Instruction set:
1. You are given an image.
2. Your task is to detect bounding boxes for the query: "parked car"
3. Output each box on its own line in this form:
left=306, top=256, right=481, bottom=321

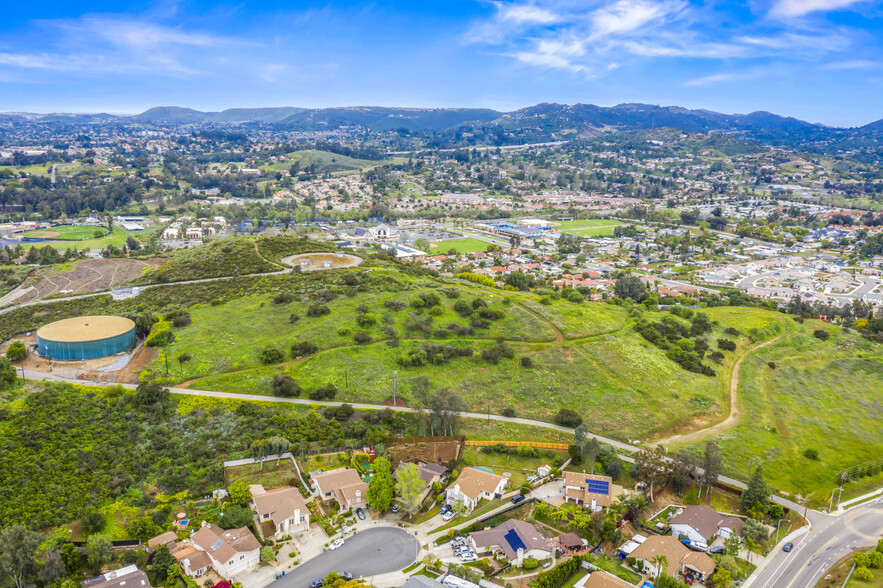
left=511, top=494, right=526, bottom=504
left=310, top=580, right=324, bottom=588
left=339, top=572, right=353, bottom=581
left=439, top=504, right=452, bottom=515
left=356, top=508, right=366, bottom=520
left=459, top=553, right=477, bottom=562
left=709, top=546, right=725, bottom=555
left=329, top=539, right=344, bottom=550
left=442, top=510, right=455, bottom=521
left=390, top=504, right=399, bottom=513
left=783, top=542, right=794, bottom=552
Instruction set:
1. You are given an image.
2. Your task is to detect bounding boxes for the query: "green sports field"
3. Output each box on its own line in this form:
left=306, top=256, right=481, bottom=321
left=427, top=238, right=492, bottom=254
left=21, top=225, right=108, bottom=240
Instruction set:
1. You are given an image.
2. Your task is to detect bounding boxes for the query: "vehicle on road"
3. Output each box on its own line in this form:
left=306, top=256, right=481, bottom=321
left=339, top=572, right=353, bottom=581
left=511, top=494, right=526, bottom=504
left=356, top=508, right=366, bottom=520
left=783, top=542, right=793, bottom=552
left=329, top=539, right=344, bottom=550
left=310, top=580, right=324, bottom=588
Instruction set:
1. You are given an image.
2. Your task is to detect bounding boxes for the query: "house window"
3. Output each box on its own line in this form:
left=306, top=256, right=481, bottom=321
left=240, top=555, right=245, bottom=560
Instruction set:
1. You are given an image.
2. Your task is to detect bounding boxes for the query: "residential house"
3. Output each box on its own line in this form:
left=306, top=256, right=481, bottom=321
left=249, top=484, right=310, bottom=539
left=669, top=505, right=745, bottom=544
left=147, top=531, right=178, bottom=550
left=445, top=467, right=508, bottom=513
left=630, top=535, right=716, bottom=584
left=393, top=461, right=447, bottom=504
left=186, top=524, right=261, bottom=579
left=172, top=544, right=212, bottom=578
left=563, top=472, right=622, bottom=512
left=161, top=228, right=179, bottom=240
left=469, top=519, right=551, bottom=565
left=185, top=227, right=203, bottom=240
left=311, top=468, right=369, bottom=511
left=81, top=565, right=151, bottom=588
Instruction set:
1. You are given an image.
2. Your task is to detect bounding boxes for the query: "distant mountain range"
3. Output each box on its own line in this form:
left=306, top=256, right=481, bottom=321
left=2, top=103, right=881, bottom=144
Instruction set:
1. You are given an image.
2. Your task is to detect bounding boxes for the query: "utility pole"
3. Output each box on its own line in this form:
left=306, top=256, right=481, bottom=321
left=392, top=370, right=398, bottom=406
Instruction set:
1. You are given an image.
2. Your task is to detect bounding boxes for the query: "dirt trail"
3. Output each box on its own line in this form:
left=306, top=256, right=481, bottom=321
left=515, top=303, right=564, bottom=343
left=652, top=334, right=785, bottom=447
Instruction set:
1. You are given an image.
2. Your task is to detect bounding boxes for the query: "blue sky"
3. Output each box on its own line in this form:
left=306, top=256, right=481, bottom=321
left=0, top=0, right=881, bottom=126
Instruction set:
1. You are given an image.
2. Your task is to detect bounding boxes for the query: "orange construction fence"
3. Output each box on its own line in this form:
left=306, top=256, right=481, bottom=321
left=465, top=440, right=569, bottom=449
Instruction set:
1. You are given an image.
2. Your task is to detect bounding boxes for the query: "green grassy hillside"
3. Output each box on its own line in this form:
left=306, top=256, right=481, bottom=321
left=262, top=149, right=378, bottom=173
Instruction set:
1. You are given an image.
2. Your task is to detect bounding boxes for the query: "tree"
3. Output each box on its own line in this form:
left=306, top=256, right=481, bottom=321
left=59, top=543, right=80, bottom=575
left=743, top=518, right=769, bottom=545
left=710, top=568, right=732, bottom=587
left=583, top=439, right=601, bottom=473
left=701, top=440, right=722, bottom=496
left=218, top=506, right=253, bottom=529
left=651, top=555, right=669, bottom=586
left=614, top=276, right=648, bottom=302
left=0, top=524, right=43, bottom=588
left=574, top=424, right=588, bottom=454
left=740, top=466, right=770, bottom=513
left=723, top=533, right=741, bottom=557
left=635, top=446, right=671, bottom=502
left=0, top=358, right=17, bottom=390
left=367, top=457, right=394, bottom=512
left=272, top=374, right=302, bottom=397
left=395, top=462, right=424, bottom=517
left=553, top=408, right=582, bottom=427
left=134, top=379, right=168, bottom=406
left=429, top=389, right=466, bottom=436
left=40, top=549, right=67, bottom=587
left=81, top=507, right=106, bottom=535
left=228, top=480, right=251, bottom=506
left=5, top=341, right=26, bottom=362
left=151, top=546, right=177, bottom=580
left=259, top=546, right=274, bottom=564
left=126, top=516, right=161, bottom=542
left=85, top=535, right=111, bottom=573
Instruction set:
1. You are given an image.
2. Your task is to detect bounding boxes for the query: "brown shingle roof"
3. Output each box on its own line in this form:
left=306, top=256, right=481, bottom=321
left=448, top=467, right=506, bottom=501
left=147, top=531, right=178, bottom=549
left=470, top=520, right=549, bottom=560
left=681, top=551, right=717, bottom=576
left=582, top=572, right=636, bottom=588
left=191, top=525, right=260, bottom=565
left=670, top=505, right=744, bottom=541
left=250, top=486, right=308, bottom=527
left=630, top=536, right=692, bottom=577
left=312, top=468, right=363, bottom=495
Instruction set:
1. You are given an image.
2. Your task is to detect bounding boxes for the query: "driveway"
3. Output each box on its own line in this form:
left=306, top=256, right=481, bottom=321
left=268, top=527, right=420, bottom=588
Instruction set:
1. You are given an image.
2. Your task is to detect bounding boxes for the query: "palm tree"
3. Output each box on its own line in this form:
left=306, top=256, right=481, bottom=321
left=650, top=555, right=668, bottom=588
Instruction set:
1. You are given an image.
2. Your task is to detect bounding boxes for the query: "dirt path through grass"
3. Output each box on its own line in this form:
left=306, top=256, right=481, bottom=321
left=651, top=334, right=784, bottom=447
left=515, top=302, right=564, bottom=343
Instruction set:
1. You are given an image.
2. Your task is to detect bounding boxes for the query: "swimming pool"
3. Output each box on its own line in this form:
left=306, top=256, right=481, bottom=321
left=475, top=466, right=495, bottom=474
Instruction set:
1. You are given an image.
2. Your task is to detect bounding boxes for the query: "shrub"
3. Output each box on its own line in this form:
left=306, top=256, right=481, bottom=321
left=309, top=383, right=338, bottom=400
left=259, top=346, right=285, bottom=364
left=813, top=329, right=829, bottom=340
left=332, top=404, right=354, bottom=421
left=520, top=356, right=533, bottom=368
left=272, top=374, right=302, bottom=397
left=357, top=313, right=378, bottom=327
left=273, top=292, right=294, bottom=304
left=854, top=567, right=873, bottom=582
left=522, top=557, right=539, bottom=569
left=803, top=448, right=820, bottom=460
left=454, top=272, right=496, bottom=288
left=307, top=303, right=330, bottom=317
left=481, top=341, right=515, bottom=364
left=289, top=313, right=300, bottom=324
left=5, top=340, right=26, bottom=361
left=354, top=332, right=372, bottom=344
left=291, top=341, right=318, bottom=358
left=453, top=300, right=473, bottom=316
left=717, top=338, right=736, bottom=351
left=553, top=408, right=582, bottom=427
left=768, top=361, right=777, bottom=369
left=683, top=487, right=700, bottom=505
left=385, top=300, right=407, bottom=311
left=501, top=407, right=516, bottom=417
left=539, top=296, right=552, bottom=305
left=171, top=313, right=192, bottom=327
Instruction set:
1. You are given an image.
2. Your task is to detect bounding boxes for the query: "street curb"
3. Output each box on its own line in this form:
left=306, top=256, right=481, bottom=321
left=742, top=526, right=810, bottom=588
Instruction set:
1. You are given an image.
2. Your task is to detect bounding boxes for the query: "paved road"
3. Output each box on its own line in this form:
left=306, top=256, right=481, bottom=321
left=737, top=271, right=879, bottom=306
left=751, top=498, right=883, bottom=588
left=269, top=528, right=419, bottom=588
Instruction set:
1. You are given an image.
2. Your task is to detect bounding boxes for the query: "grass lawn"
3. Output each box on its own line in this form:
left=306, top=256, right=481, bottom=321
left=561, top=226, right=617, bottom=237
left=459, top=419, right=573, bottom=444
left=584, top=553, right=643, bottom=584
left=409, top=504, right=441, bottom=525
left=427, top=238, right=492, bottom=255
left=297, top=452, right=349, bottom=476
left=428, top=498, right=507, bottom=535
left=22, top=225, right=107, bottom=240
left=561, top=571, right=588, bottom=588
left=225, top=460, right=300, bottom=488
left=685, top=317, right=883, bottom=500
left=460, top=446, right=567, bottom=487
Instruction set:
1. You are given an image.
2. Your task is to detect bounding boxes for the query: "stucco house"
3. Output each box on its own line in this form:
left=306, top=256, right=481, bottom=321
left=249, top=484, right=310, bottom=539
left=311, top=468, right=369, bottom=511
left=563, top=472, right=622, bottom=512
left=445, top=467, right=508, bottom=513
left=669, top=505, right=745, bottom=544
left=469, top=519, right=551, bottom=566
left=630, top=535, right=716, bottom=584
left=185, top=524, right=261, bottom=579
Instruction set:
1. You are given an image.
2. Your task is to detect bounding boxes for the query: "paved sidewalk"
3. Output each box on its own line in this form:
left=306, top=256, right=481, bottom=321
left=837, top=487, right=883, bottom=512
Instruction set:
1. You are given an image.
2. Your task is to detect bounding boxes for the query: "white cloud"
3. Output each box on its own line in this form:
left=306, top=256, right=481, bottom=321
left=769, top=0, right=868, bottom=18
left=497, top=3, right=561, bottom=24
left=591, top=0, right=685, bottom=39
left=824, top=59, right=882, bottom=69
left=685, top=72, right=741, bottom=86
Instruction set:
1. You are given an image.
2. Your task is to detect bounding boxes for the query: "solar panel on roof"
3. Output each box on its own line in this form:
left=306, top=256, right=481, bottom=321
left=210, top=539, right=223, bottom=551
left=504, top=529, right=526, bottom=553
left=586, top=479, right=610, bottom=495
